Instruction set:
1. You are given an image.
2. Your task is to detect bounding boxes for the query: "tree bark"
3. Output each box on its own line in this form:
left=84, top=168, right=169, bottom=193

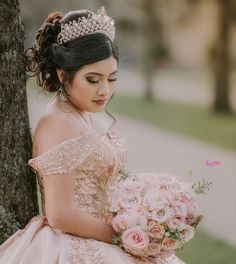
left=143, top=0, right=165, bottom=102
left=143, top=0, right=156, bottom=101
left=213, top=0, right=231, bottom=113
left=0, top=0, right=39, bottom=244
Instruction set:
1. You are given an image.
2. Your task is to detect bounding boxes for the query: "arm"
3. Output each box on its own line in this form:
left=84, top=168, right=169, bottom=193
left=44, top=170, right=117, bottom=244
left=34, top=114, right=117, bottom=244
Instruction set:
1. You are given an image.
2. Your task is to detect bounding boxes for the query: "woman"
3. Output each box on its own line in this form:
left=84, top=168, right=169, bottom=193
left=0, top=6, right=185, bottom=264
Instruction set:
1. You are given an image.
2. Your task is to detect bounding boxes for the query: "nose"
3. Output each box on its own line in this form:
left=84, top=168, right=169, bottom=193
left=97, top=86, right=109, bottom=95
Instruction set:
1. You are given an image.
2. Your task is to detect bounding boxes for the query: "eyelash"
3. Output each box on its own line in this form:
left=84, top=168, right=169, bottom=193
left=87, top=79, right=117, bottom=84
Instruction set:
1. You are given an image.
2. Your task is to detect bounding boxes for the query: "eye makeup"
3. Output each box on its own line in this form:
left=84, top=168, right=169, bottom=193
left=86, top=78, right=117, bottom=84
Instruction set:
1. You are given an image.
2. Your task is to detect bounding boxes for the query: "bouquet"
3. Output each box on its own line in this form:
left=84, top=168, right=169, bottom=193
left=107, top=170, right=212, bottom=259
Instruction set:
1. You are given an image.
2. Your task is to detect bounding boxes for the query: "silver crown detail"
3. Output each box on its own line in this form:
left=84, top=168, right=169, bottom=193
left=57, top=6, right=115, bottom=44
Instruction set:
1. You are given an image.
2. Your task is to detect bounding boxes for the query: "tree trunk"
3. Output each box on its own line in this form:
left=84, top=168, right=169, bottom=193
left=0, top=0, right=39, bottom=244
left=213, top=0, right=231, bottom=113
left=143, top=0, right=155, bottom=101
left=143, top=0, right=165, bottom=102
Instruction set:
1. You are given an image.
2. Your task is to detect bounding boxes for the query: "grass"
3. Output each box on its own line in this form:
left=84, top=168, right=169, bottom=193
left=108, top=95, right=236, bottom=151
left=177, top=231, right=236, bottom=264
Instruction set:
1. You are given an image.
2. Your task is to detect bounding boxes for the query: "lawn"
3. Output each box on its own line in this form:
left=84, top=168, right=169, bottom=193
left=108, top=95, right=236, bottom=151
left=177, top=231, right=236, bottom=264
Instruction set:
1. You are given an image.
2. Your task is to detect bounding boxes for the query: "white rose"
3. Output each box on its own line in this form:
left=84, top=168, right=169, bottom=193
left=181, top=225, right=195, bottom=242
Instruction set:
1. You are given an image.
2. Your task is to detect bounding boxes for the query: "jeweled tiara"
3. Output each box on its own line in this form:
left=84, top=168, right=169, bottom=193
left=57, top=6, right=115, bottom=44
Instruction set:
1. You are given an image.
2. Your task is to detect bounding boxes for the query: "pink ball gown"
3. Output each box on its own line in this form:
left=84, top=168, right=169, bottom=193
left=0, top=130, right=185, bottom=264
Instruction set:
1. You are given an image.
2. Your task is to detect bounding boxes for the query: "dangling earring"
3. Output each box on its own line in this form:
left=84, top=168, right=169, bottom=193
left=58, top=85, right=67, bottom=102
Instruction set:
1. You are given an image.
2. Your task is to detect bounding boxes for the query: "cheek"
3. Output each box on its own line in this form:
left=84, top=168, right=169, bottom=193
left=72, top=79, right=94, bottom=97
left=81, top=85, right=96, bottom=97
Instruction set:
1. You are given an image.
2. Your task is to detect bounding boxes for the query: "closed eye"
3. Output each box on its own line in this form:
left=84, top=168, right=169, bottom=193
left=87, top=78, right=117, bottom=84
left=87, top=80, right=99, bottom=84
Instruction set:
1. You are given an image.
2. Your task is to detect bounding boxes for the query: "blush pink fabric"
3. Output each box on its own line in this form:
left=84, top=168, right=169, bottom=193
left=0, top=131, right=185, bottom=264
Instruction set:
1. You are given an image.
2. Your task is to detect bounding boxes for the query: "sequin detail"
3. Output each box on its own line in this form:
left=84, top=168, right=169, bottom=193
left=67, top=236, right=111, bottom=264
left=27, top=130, right=185, bottom=264
left=28, top=131, right=99, bottom=176
left=127, top=254, right=185, bottom=264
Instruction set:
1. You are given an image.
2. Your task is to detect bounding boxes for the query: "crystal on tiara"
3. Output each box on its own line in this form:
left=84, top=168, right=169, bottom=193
left=57, top=6, right=115, bottom=44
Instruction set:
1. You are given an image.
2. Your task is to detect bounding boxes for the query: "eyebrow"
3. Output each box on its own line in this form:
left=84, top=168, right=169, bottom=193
left=85, top=70, right=118, bottom=76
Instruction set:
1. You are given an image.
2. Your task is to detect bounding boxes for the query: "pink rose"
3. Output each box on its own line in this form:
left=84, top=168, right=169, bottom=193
left=158, top=174, right=178, bottom=185
left=173, top=201, right=187, bottom=216
left=123, top=179, right=144, bottom=193
left=122, top=226, right=149, bottom=255
left=111, top=215, right=130, bottom=232
left=179, top=194, right=191, bottom=205
left=167, top=216, right=186, bottom=231
left=158, top=249, right=175, bottom=258
left=151, top=207, right=174, bottom=222
left=148, top=221, right=165, bottom=239
left=118, top=192, right=142, bottom=210
left=135, top=172, right=158, bottom=183
left=187, top=203, right=199, bottom=217
left=143, top=192, right=167, bottom=210
left=162, top=237, right=180, bottom=251
left=145, top=242, right=162, bottom=257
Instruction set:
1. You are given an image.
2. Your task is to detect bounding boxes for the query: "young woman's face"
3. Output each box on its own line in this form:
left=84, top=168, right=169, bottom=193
left=61, top=56, right=118, bottom=113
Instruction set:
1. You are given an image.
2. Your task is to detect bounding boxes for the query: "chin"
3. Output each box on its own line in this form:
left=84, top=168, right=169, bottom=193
left=86, top=106, right=103, bottom=113
left=89, top=103, right=107, bottom=113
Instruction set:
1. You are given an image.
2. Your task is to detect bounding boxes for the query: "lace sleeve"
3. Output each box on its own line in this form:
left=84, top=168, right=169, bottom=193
left=28, top=131, right=97, bottom=176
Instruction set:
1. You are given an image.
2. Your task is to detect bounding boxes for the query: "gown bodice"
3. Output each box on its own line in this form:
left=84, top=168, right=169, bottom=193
left=0, top=130, right=185, bottom=264
left=28, top=130, right=127, bottom=219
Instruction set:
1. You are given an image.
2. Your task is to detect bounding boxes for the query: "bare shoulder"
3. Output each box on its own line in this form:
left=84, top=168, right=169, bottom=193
left=33, top=107, right=88, bottom=157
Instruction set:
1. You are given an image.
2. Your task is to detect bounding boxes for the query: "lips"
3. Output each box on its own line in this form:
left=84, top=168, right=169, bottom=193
left=93, top=99, right=107, bottom=105
left=93, top=100, right=106, bottom=103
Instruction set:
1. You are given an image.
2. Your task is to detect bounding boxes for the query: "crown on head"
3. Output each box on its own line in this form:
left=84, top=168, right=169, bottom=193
left=57, top=6, right=115, bottom=44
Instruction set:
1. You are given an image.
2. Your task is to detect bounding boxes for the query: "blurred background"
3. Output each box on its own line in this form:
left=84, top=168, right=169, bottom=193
left=20, top=0, right=236, bottom=263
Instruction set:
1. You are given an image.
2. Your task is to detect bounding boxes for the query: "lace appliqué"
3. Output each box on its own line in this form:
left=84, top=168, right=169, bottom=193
left=126, top=253, right=185, bottom=264
left=72, top=133, right=127, bottom=220
left=156, top=255, right=185, bottom=264
left=66, top=236, right=111, bottom=264
left=27, top=131, right=129, bottom=263
left=28, top=131, right=98, bottom=176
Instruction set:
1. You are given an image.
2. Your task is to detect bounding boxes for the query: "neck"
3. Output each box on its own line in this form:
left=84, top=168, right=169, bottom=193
left=54, top=94, right=86, bottom=114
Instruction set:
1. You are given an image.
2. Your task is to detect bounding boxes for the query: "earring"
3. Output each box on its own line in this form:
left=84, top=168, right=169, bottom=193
left=58, top=85, right=67, bottom=102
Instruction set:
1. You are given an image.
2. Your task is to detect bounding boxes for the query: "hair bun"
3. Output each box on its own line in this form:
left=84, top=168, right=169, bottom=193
left=37, top=11, right=63, bottom=46
left=45, top=11, right=63, bottom=25
left=24, top=11, right=64, bottom=93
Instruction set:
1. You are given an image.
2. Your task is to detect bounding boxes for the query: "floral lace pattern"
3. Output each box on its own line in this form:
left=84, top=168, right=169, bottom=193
left=27, top=130, right=185, bottom=264
left=128, top=254, right=185, bottom=264
left=28, top=130, right=127, bottom=218
left=66, top=236, right=111, bottom=264
left=28, top=131, right=99, bottom=176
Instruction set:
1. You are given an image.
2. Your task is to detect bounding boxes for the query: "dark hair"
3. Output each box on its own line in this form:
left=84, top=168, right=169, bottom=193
left=25, top=9, right=119, bottom=130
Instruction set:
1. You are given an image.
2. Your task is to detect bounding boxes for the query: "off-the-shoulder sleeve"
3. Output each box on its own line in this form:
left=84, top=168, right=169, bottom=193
left=28, top=132, right=97, bottom=176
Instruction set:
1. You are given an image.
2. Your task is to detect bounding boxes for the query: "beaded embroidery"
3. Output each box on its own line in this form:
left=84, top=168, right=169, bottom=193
left=27, top=131, right=184, bottom=264
left=66, top=236, right=111, bottom=263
